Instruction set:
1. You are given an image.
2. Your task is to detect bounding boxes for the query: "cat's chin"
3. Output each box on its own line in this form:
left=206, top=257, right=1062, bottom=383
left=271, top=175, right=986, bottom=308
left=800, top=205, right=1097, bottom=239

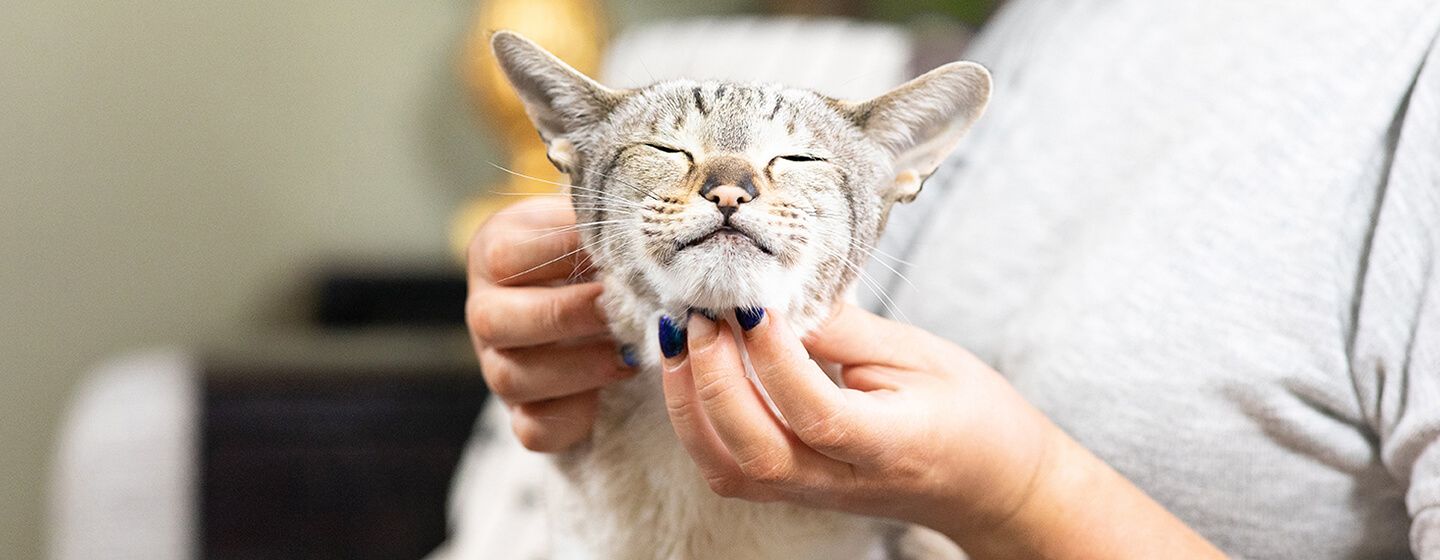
left=648, top=256, right=801, bottom=314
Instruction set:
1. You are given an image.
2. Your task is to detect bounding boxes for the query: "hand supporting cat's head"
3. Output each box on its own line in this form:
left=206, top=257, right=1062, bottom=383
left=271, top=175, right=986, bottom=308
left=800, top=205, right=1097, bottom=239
left=491, top=30, right=990, bottom=327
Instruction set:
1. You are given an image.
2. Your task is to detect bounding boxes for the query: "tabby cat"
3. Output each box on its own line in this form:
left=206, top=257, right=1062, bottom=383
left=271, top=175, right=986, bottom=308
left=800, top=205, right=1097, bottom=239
left=471, top=30, right=990, bottom=559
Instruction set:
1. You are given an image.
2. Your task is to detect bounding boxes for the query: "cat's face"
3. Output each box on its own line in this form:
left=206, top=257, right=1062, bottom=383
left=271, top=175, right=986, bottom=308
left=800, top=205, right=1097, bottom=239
left=492, top=31, right=990, bottom=318
left=578, top=82, right=891, bottom=313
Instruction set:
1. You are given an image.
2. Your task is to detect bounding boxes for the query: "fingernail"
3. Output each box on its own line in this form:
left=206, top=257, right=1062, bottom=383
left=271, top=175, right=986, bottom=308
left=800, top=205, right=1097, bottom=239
left=658, top=316, right=687, bottom=358
left=619, top=343, right=639, bottom=368
left=735, top=307, right=766, bottom=331
left=687, top=308, right=717, bottom=343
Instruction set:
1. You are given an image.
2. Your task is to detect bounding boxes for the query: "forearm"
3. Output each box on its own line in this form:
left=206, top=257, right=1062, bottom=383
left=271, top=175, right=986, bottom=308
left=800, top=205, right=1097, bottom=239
left=945, top=429, right=1228, bottom=560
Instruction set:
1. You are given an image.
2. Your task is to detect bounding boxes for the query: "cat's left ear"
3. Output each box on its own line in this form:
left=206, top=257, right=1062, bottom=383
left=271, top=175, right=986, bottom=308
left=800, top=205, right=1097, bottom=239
left=847, top=61, right=991, bottom=204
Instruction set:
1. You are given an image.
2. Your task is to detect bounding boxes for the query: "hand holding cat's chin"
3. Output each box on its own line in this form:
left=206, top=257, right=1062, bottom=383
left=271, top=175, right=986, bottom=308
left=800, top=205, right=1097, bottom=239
left=467, top=197, right=638, bottom=452
left=657, top=303, right=1071, bottom=549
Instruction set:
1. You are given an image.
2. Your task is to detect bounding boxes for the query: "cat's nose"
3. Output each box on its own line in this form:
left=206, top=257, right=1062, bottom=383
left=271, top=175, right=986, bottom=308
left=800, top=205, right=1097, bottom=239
left=697, top=157, right=759, bottom=217
left=703, top=184, right=754, bottom=209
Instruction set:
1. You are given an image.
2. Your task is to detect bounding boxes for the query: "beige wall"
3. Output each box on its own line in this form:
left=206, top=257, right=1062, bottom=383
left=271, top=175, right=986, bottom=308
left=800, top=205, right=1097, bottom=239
left=0, top=0, right=755, bottom=557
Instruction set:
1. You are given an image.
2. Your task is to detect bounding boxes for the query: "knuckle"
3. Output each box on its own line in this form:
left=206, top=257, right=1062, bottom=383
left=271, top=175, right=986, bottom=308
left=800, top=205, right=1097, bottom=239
left=664, top=390, right=699, bottom=420
left=704, top=473, right=748, bottom=499
left=795, top=408, right=851, bottom=451
left=512, top=420, right=552, bottom=452
left=692, top=371, right=740, bottom=406
left=542, top=293, right=566, bottom=333
left=466, top=224, right=490, bottom=275
left=478, top=231, right=515, bottom=283
left=480, top=349, right=519, bottom=399
left=467, top=297, right=498, bottom=343
left=737, top=449, right=794, bottom=486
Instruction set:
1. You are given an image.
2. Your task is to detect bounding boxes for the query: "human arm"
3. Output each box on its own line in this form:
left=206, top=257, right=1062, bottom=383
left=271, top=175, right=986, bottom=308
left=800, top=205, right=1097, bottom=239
left=465, top=196, right=635, bottom=451
left=660, top=305, right=1229, bottom=559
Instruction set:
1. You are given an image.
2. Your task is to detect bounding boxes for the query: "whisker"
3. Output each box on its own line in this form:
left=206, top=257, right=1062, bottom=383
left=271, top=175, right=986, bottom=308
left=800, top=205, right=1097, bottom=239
left=496, top=244, right=591, bottom=284
left=853, top=238, right=916, bottom=267
left=574, top=163, right=662, bottom=202
left=499, top=225, right=635, bottom=286
left=492, top=187, right=649, bottom=212
left=568, top=229, right=631, bottom=282
left=514, top=219, right=628, bottom=235
left=852, top=243, right=919, bottom=294
left=518, top=220, right=631, bottom=245
left=487, top=158, right=663, bottom=206
left=488, top=204, right=636, bottom=219
left=488, top=162, right=576, bottom=190
left=565, top=229, right=634, bottom=282
left=814, top=244, right=910, bottom=324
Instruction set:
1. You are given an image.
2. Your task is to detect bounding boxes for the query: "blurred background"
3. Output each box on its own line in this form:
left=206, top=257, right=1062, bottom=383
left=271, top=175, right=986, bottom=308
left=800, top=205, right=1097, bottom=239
left=0, top=0, right=993, bottom=558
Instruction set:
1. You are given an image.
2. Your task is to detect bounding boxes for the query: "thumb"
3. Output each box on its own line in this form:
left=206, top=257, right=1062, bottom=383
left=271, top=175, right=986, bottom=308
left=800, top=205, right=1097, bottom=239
left=802, top=303, right=921, bottom=368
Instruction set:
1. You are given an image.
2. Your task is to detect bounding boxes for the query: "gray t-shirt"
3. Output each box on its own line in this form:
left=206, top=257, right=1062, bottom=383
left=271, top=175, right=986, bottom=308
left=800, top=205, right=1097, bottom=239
left=867, top=1, right=1440, bottom=558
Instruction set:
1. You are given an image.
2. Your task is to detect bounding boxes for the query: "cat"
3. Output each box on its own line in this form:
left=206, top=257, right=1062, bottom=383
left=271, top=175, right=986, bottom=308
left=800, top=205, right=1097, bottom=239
left=455, top=30, right=990, bottom=560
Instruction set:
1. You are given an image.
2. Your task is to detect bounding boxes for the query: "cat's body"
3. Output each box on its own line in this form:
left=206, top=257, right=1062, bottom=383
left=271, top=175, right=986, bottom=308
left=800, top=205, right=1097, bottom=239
left=471, top=31, right=991, bottom=559
left=555, top=344, right=888, bottom=559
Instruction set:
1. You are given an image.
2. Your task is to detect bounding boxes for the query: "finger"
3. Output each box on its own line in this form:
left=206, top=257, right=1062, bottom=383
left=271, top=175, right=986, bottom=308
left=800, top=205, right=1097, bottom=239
left=509, top=390, right=600, bottom=452
left=736, top=308, right=875, bottom=462
left=802, top=303, right=923, bottom=367
left=684, top=313, right=849, bottom=491
left=470, top=197, right=592, bottom=286
left=467, top=282, right=609, bottom=349
left=661, top=349, right=785, bottom=502
left=481, top=339, right=635, bottom=404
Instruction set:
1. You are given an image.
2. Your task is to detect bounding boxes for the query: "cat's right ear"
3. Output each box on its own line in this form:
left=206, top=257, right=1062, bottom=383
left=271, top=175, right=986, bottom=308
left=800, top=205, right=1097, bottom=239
left=490, top=30, right=623, bottom=173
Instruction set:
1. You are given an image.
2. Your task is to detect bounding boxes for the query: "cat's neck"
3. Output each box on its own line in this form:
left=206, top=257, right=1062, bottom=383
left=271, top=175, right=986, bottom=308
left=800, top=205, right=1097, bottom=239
left=598, top=272, right=850, bottom=370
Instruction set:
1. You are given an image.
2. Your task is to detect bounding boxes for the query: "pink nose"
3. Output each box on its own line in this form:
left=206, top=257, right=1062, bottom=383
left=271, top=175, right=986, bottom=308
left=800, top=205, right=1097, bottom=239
left=705, top=184, right=753, bottom=208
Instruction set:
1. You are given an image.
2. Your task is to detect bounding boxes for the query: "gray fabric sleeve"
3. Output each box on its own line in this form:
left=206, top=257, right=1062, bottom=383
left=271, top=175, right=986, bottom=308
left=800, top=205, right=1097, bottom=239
left=1350, top=34, right=1440, bottom=558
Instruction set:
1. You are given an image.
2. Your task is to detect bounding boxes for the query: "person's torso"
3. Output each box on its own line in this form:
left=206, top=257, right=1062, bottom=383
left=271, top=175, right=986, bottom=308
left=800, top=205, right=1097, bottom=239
left=870, top=1, right=1440, bottom=557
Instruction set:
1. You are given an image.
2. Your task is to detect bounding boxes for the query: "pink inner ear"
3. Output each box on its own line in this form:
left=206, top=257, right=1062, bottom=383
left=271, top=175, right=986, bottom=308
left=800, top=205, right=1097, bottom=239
left=546, top=138, right=578, bottom=173
left=888, top=169, right=923, bottom=202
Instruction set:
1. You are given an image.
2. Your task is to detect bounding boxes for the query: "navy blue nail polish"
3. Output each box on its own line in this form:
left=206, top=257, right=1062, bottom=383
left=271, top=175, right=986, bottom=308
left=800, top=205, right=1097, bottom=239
left=735, top=307, right=765, bottom=331
left=620, top=344, right=639, bottom=368
left=658, top=316, right=687, bottom=358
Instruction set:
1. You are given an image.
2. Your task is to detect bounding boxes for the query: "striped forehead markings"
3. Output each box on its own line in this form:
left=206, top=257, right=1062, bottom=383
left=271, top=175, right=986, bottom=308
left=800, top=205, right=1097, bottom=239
left=692, top=87, right=709, bottom=116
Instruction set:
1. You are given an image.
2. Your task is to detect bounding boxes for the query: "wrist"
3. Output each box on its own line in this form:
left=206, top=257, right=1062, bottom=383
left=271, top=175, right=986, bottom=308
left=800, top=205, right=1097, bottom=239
left=925, top=414, right=1069, bottom=557
left=949, top=431, right=1095, bottom=559
left=943, top=430, right=1228, bottom=560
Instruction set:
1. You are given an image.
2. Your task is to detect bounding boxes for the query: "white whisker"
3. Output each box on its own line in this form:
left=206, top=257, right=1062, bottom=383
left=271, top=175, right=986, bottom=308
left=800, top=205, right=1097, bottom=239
left=852, top=242, right=919, bottom=294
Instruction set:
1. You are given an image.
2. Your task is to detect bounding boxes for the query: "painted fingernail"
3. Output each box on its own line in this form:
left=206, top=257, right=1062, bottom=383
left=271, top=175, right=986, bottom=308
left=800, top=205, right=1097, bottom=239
left=619, top=343, right=639, bottom=368
left=658, top=316, right=687, bottom=358
left=735, top=307, right=765, bottom=331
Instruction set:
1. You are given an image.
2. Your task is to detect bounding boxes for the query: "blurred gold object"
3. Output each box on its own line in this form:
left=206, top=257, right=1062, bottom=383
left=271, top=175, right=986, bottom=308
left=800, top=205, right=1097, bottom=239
left=450, top=0, right=609, bottom=260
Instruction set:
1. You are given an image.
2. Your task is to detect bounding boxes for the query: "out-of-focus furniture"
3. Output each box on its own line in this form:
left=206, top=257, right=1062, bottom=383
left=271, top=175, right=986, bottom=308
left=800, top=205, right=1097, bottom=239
left=50, top=270, right=485, bottom=560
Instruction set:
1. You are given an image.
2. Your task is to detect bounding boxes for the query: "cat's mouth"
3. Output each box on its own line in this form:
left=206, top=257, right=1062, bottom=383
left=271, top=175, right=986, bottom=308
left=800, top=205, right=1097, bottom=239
left=675, top=225, right=775, bottom=256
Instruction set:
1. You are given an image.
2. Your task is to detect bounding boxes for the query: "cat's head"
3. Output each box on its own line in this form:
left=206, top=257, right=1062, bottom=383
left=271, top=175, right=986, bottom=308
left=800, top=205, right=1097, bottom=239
left=492, top=30, right=989, bottom=323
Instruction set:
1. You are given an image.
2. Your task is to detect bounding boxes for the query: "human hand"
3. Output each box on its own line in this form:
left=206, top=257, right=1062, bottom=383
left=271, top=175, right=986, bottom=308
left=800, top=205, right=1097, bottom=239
left=659, top=305, right=1228, bottom=559
left=658, top=304, right=1051, bottom=533
left=467, top=196, right=634, bottom=452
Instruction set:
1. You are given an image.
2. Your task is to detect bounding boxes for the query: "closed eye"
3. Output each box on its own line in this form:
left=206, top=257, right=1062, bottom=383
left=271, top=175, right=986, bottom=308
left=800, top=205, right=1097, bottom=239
left=645, top=143, right=687, bottom=154
left=777, top=154, right=826, bottom=162
left=641, top=143, right=694, bottom=165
